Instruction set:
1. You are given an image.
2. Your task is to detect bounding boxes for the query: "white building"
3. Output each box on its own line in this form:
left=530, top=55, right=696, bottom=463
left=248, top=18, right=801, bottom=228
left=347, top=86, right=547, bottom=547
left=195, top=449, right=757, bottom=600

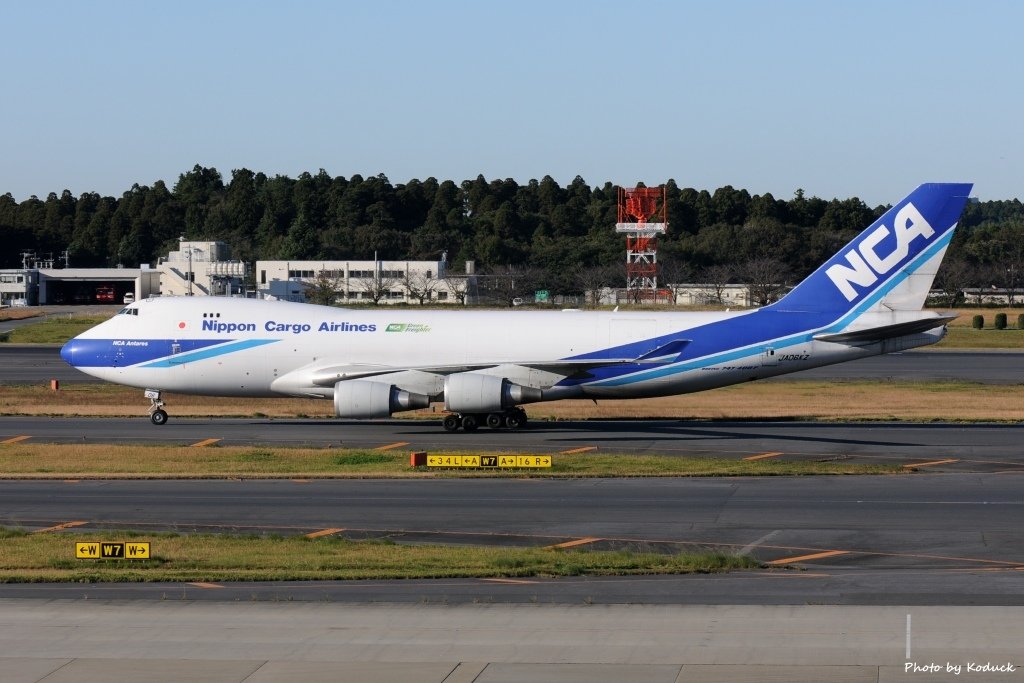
left=255, top=259, right=471, bottom=305
left=587, top=284, right=754, bottom=307
left=157, top=239, right=247, bottom=297
left=0, top=269, right=38, bottom=306
left=671, top=284, right=754, bottom=307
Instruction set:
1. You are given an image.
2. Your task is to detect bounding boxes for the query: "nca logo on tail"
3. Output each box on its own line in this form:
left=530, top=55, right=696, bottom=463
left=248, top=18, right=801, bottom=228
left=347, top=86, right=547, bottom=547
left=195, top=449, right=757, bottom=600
left=825, top=203, right=934, bottom=301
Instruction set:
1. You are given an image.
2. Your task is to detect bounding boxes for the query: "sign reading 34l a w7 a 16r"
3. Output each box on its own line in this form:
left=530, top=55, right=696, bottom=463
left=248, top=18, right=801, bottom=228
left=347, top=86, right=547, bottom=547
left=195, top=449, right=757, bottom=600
left=426, top=455, right=552, bottom=468
left=75, top=542, right=150, bottom=559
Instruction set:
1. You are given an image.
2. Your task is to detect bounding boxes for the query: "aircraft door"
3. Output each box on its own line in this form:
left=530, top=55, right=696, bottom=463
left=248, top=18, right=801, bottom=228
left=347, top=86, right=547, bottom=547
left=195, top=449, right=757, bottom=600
left=761, top=347, right=779, bottom=367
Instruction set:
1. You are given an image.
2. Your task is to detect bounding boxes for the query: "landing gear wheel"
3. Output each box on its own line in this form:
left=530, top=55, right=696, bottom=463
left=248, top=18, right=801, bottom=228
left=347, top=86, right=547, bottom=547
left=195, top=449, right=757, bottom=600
left=442, top=414, right=461, bottom=432
left=145, top=389, right=167, bottom=426
left=505, top=410, right=525, bottom=430
left=485, top=413, right=505, bottom=429
left=461, top=414, right=479, bottom=431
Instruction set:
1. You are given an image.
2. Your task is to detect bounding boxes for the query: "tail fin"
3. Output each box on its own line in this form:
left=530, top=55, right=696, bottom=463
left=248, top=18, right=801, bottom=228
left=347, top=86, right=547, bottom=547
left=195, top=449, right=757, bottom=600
left=772, top=183, right=973, bottom=313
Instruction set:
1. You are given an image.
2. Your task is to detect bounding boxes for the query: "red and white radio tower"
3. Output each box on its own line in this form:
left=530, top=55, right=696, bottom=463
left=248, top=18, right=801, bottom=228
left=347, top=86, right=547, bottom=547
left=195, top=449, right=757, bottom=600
left=615, top=186, right=667, bottom=302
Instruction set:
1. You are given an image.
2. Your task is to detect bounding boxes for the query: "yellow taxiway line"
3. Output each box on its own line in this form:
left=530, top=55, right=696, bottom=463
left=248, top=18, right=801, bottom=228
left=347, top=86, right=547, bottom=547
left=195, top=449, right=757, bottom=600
left=743, top=451, right=784, bottom=461
left=32, top=521, right=87, bottom=534
left=545, top=537, right=601, bottom=550
left=767, top=550, right=850, bottom=565
left=903, top=458, right=959, bottom=469
left=190, top=438, right=221, bottom=448
left=375, top=441, right=410, bottom=451
left=1, top=435, right=31, bottom=445
left=305, top=528, right=346, bottom=539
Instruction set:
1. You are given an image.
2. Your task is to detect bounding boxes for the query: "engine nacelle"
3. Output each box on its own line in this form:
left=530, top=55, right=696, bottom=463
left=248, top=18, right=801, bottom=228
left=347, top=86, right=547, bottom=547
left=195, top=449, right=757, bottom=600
left=443, top=373, right=542, bottom=413
left=333, top=380, right=430, bottom=418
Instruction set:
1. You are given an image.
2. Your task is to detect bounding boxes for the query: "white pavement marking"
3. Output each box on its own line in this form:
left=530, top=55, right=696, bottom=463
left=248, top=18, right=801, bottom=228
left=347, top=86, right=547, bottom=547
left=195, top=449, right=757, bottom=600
left=739, top=530, right=780, bottom=556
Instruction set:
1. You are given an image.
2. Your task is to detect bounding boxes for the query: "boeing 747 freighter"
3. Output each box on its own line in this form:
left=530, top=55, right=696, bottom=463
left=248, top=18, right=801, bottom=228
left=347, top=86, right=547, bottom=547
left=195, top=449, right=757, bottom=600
left=60, top=183, right=972, bottom=431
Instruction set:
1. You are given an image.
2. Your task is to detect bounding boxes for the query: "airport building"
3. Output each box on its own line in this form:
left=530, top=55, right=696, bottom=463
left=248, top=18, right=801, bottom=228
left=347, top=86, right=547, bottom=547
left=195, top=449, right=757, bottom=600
left=255, top=258, right=472, bottom=305
left=1, top=262, right=159, bottom=307
left=156, top=239, right=247, bottom=298
left=0, top=269, right=38, bottom=306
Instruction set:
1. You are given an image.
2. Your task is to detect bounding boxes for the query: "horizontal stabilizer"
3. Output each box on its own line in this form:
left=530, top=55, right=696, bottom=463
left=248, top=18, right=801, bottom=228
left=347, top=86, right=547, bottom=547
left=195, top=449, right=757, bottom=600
left=813, top=315, right=956, bottom=343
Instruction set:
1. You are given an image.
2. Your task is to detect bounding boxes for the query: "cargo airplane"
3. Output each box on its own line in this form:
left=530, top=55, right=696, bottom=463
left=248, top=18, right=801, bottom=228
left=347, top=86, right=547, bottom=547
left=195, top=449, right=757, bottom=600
left=61, top=183, right=972, bottom=431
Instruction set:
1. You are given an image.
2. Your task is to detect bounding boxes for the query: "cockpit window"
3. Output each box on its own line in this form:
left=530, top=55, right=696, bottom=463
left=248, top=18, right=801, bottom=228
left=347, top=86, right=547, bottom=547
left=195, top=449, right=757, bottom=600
left=118, top=307, right=139, bottom=316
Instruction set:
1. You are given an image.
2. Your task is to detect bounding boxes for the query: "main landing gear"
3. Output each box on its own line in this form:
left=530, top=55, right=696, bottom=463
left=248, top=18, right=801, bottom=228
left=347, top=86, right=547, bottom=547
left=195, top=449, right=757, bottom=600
left=145, top=389, right=168, bottom=426
left=442, top=407, right=528, bottom=432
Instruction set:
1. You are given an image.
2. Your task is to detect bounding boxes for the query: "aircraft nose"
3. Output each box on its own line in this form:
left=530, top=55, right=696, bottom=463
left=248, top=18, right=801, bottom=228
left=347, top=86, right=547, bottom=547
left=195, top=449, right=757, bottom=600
left=60, top=338, right=78, bottom=367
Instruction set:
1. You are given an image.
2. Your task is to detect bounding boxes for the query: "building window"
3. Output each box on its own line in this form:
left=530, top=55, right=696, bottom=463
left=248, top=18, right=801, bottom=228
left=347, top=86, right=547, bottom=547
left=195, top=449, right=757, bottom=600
left=260, top=270, right=266, bottom=284
left=437, top=291, right=448, bottom=300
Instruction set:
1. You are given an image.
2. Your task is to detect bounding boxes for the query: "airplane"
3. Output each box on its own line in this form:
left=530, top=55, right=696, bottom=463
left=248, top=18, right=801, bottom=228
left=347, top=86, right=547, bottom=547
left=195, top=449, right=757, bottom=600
left=60, top=183, right=972, bottom=432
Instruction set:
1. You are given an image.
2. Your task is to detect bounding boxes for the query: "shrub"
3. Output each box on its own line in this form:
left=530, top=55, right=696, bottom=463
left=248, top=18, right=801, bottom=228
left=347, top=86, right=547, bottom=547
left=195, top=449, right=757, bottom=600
left=995, top=312, right=1007, bottom=330
left=972, top=315, right=984, bottom=329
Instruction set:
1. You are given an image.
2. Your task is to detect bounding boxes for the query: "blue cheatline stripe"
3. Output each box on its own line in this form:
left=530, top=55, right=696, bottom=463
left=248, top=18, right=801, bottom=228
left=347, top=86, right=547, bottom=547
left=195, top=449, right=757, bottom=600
left=587, top=227, right=954, bottom=388
left=138, top=339, right=279, bottom=368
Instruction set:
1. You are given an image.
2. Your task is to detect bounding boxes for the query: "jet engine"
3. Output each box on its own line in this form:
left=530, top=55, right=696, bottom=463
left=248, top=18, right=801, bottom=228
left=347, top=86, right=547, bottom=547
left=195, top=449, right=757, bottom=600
left=443, top=373, right=542, bottom=413
left=333, top=380, right=430, bottom=418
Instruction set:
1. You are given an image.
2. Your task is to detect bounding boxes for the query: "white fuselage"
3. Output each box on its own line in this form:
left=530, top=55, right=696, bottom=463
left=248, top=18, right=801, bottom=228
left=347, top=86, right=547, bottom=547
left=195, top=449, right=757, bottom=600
left=65, top=296, right=944, bottom=406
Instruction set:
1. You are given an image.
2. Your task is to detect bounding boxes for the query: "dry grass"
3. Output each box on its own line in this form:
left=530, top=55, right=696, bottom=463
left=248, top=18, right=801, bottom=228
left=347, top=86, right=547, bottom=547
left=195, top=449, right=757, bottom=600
left=0, top=528, right=759, bottom=582
left=942, top=308, right=1024, bottom=327
left=2, top=380, right=1020, bottom=422
left=0, top=309, right=40, bottom=322
left=529, top=381, right=1024, bottom=422
left=0, top=443, right=898, bottom=478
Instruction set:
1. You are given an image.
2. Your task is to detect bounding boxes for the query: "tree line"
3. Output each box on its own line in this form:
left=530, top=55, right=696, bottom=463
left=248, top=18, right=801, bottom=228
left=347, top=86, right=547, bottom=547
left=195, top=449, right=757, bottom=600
left=1, top=165, right=1022, bottom=304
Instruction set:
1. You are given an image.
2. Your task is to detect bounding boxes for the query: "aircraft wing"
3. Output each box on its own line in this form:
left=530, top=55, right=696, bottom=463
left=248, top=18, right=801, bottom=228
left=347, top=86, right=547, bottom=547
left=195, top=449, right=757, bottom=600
left=307, top=339, right=692, bottom=387
left=813, top=315, right=956, bottom=344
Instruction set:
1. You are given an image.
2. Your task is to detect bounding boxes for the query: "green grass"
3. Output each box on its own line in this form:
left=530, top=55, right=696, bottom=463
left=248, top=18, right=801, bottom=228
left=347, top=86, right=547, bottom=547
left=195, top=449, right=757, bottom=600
left=0, top=528, right=760, bottom=582
left=937, top=326, right=1024, bottom=349
left=0, top=443, right=901, bottom=478
left=4, top=316, right=110, bottom=344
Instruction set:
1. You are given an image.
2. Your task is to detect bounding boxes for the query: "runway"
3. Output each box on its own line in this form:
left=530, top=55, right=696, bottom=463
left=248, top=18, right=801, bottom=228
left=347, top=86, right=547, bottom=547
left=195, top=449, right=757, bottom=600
left=2, top=344, right=1022, bottom=384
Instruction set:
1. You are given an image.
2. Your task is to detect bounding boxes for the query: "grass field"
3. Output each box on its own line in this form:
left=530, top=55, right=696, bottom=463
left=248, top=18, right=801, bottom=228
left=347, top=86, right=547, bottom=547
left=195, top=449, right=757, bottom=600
left=2, top=379, right=1020, bottom=422
left=0, top=443, right=899, bottom=478
left=4, top=316, right=110, bottom=343
left=936, top=308, right=1024, bottom=348
left=0, top=528, right=759, bottom=583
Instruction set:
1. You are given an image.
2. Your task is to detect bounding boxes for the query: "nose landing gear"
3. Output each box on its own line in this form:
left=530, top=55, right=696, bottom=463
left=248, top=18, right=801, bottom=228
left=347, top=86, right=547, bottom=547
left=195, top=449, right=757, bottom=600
left=442, top=407, right=528, bottom=432
left=145, top=389, right=168, bottom=426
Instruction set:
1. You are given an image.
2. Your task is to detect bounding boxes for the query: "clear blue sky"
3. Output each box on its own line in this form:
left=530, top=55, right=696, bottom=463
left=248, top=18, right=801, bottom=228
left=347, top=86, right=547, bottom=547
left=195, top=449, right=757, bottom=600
left=2, top=0, right=1020, bottom=205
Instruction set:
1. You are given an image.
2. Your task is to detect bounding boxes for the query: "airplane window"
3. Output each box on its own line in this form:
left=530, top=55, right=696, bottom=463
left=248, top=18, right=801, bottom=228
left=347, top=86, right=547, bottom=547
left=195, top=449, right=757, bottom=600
left=118, top=308, right=128, bottom=315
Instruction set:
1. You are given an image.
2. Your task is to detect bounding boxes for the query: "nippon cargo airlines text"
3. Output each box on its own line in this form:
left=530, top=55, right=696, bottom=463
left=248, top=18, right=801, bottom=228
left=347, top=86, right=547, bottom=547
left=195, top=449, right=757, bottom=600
left=202, top=320, right=377, bottom=334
